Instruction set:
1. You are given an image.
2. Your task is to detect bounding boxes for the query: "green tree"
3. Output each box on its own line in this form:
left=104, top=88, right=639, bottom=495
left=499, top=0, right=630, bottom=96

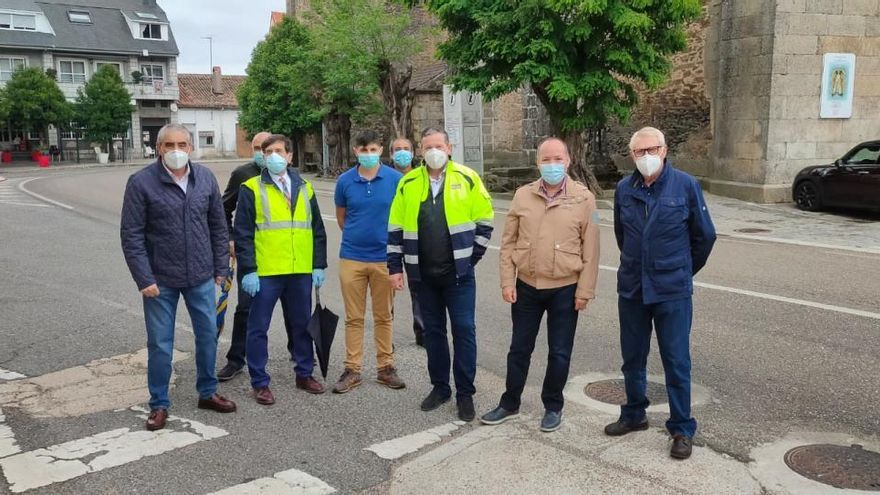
left=237, top=17, right=324, bottom=167
left=427, top=0, right=702, bottom=191
left=2, top=67, right=71, bottom=146
left=75, top=65, right=134, bottom=158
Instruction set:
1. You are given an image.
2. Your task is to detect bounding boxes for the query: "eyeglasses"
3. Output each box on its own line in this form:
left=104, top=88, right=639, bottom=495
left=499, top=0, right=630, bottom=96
left=632, top=146, right=664, bottom=157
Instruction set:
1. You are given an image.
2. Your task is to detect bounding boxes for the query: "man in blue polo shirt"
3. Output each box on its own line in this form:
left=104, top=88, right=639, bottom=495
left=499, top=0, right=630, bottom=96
left=333, top=130, right=405, bottom=394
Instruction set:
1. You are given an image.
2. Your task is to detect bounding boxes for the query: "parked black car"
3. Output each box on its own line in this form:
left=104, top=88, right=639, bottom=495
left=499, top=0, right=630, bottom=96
left=792, top=141, right=880, bottom=211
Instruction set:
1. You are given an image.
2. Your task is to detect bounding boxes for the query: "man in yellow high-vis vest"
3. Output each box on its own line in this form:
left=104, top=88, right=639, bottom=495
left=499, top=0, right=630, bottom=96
left=234, top=134, right=328, bottom=405
left=387, top=127, right=494, bottom=422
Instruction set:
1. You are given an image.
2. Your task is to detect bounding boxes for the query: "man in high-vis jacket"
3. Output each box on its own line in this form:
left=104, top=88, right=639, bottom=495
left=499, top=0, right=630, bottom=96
left=387, top=127, right=494, bottom=422
left=234, top=134, right=328, bottom=405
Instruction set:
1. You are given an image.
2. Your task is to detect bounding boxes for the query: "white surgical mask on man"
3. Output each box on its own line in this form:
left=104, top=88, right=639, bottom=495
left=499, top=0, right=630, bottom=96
left=424, top=148, right=448, bottom=170
left=635, top=154, right=662, bottom=178
left=163, top=150, right=189, bottom=171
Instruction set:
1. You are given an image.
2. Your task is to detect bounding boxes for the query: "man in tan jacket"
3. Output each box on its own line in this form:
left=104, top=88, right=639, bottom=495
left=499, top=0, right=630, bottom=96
left=480, top=137, right=600, bottom=432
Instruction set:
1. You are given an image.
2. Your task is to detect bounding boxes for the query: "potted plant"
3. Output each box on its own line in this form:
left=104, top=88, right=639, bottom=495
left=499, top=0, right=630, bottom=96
left=130, top=71, right=144, bottom=84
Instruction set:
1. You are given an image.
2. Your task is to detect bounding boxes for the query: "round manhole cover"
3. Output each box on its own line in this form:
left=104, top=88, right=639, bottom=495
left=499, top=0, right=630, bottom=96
left=784, top=444, right=880, bottom=491
left=583, top=379, right=667, bottom=406
left=734, top=228, right=772, bottom=234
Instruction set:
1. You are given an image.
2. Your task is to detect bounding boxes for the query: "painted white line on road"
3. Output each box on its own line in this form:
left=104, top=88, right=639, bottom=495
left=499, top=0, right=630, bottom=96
left=209, top=468, right=336, bottom=495
left=0, top=407, right=22, bottom=458
left=722, top=233, right=880, bottom=255
left=0, top=368, right=26, bottom=381
left=17, top=177, right=75, bottom=210
left=0, top=201, right=52, bottom=208
left=0, top=408, right=227, bottom=493
left=365, top=421, right=466, bottom=460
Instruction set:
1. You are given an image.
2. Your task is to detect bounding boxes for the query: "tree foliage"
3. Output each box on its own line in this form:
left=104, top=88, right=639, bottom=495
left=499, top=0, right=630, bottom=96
left=1, top=67, right=71, bottom=142
left=426, top=0, right=702, bottom=190
left=75, top=65, right=134, bottom=153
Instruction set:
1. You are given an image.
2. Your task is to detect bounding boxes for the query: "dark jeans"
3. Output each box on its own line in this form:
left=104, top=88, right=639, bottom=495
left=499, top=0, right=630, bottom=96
left=500, top=280, right=579, bottom=413
left=417, top=273, right=477, bottom=399
left=246, top=274, right=314, bottom=389
left=618, top=295, right=696, bottom=437
left=224, top=267, right=252, bottom=369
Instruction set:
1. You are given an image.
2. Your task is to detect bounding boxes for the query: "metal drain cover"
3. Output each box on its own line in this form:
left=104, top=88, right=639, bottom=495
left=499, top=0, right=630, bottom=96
left=734, top=228, right=771, bottom=234
left=583, top=379, right=667, bottom=406
left=784, top=444, right=880, bottom=491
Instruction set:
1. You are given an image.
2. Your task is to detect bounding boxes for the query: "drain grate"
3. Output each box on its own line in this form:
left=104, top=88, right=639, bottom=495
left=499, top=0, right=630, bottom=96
left=784, top=444, right=880, bottom=491
left=734, top=228, right=772, bottom=234
left=583, top=379, right=668, bottom=406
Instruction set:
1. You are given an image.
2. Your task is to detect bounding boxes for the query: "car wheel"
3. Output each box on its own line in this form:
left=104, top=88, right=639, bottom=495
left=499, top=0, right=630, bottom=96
left=794, top=181, right=822, bottom=211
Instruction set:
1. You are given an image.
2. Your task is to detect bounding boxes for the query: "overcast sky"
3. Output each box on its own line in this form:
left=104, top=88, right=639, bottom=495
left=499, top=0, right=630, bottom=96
left=158, top=0, right=285, bottom=76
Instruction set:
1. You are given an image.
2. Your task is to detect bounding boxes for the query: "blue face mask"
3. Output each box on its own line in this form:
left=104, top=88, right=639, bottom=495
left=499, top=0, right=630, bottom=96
left=539, top=163, right=567, bottom=186
left=357, top=153, right=381, bottom=169
left=266, top=153, right=287, bottom=175
left=253, top=151, right=265, bottom=169
left=392, top=150, right=413, bottom=169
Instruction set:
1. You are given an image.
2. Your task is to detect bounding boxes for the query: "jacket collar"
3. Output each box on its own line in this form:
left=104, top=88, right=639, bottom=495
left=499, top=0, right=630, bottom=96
left=261, top=166, right=301, bottom=188
left=152, top=160, right=194, bottom=185
left=630, top=159, right=672, bottom=190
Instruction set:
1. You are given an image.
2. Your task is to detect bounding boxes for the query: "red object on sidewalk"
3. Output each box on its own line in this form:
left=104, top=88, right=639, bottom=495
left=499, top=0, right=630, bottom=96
left=38, top=155, right=50, bottom=167
left=1, top=151, right=11, bottom=164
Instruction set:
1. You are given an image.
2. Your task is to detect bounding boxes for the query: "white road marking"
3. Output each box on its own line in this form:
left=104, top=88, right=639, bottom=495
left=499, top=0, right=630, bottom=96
left=0, top=407, right=21, bottom=458
left=209, top=468, right=336, bottom=495
left=723, top=233, right=880, bottom=255
left=0, top=407, right=227, bottom=493
left=17, top=177, right=75, bottom=210
left=0, top=201, right=52, bottom=208
left=0, top=368, right=26, bottom=381
left=365, top=422, right=465, bottom=460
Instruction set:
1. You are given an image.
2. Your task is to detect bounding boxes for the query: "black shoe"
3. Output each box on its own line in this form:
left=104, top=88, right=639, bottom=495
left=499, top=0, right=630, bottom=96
left=540, top=410, right=562, bottom=432
left=670, top=435, right=693, bottom=459
left=420, top=388, right=451, bottom=411
left=480, top=406, right=519, bottom=425
left=604, top=418, right=649, bottom=436
left=216, top=364, right=243, bottom=382
left=456, top=396, right=475, bottom=422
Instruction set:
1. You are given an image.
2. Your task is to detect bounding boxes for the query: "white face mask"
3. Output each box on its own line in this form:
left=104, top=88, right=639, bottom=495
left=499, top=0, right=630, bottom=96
left=424, top=148, right=448, bottom=170
left=163, top=150, right=189, bottom=170
left=635, top=154, right=662, bottom=178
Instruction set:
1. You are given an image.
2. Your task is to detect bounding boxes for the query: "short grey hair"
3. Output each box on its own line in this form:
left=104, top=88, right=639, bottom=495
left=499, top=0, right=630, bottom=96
left=389, top=136, right=413, bottom=150
left=629, top=127, right=666, bottom=150
left=421, top=127, right=449, bottom=143
left=157, top=123, right=193, bottom=147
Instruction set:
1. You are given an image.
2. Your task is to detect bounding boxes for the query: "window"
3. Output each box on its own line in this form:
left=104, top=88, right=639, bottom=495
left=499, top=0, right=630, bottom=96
left=135, top=12, right=158, bottom=20
left=0, top=56, right=26, bottom=81
left=140, top=100, right=156, bottom=108
left=61, top=124, right=84, bottom=140
left=58, top=60, right=86, bottom=84
left=846, top=146, right=880, bottom=165
left=140, top=23, right=161, bottom=39
left=199, top=131, right=215, bottom=148
left=0, top=13, right=36, bottom=31
left=95, top=62, right=122, bottom=75
left=67, top=11, right=91, bottom=23
left=140, top=64, right=164, bottom=83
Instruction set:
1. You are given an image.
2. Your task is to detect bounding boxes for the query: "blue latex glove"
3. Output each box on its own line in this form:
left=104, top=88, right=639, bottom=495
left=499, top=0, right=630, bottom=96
left=312, top=269, right=325, bottom=288
left=241, top=272, right=260, bottom=297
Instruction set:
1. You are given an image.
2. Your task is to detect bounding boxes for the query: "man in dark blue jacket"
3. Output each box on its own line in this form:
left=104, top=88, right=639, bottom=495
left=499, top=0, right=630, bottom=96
left=121, top=123, right=237, bottom=431
left=604, top=127, right=716, bottom=460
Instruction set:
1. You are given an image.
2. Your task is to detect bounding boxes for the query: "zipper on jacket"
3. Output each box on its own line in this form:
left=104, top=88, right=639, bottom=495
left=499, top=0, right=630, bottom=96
left=183, top=187, right=189, bottom=285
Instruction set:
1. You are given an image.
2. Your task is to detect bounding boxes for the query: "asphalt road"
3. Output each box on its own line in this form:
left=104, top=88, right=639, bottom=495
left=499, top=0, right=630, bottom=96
left=0, top=161, right=878, bottom=494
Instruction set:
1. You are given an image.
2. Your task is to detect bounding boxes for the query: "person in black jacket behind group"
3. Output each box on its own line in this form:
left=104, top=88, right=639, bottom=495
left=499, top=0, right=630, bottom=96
left=216, top=131, right=271, bottom=382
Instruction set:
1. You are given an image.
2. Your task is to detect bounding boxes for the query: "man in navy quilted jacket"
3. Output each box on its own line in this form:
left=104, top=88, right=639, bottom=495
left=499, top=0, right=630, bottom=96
left=604, top=127, right=716, bottom=460
left=121, top=123, right=237, bottom=431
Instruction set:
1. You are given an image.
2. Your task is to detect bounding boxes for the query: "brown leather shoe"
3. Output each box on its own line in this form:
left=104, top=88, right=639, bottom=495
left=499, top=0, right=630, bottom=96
left=253, top=387, right=275, bottom=405
left=197, top=393, right=237, bottom=413
left=146, top=409, right=168, bottom=431
left=670, top=435, right=693, bottom=460
left=295, top=376, right=326, bottom=394
left=376, top=365, right=406, bottom=389
left=332, top=369, right=362, bottom=394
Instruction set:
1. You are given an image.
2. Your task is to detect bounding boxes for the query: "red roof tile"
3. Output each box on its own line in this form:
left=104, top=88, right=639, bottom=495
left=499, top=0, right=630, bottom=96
left=177, top=73, right=247, bottom=109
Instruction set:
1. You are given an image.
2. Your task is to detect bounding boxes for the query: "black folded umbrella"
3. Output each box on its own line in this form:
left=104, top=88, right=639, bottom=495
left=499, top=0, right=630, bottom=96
left=307, top=288, right=339, bottom=379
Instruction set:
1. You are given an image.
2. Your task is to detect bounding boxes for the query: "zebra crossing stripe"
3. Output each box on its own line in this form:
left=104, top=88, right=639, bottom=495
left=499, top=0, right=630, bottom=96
left=0, top=407, right=21, bottom=458
left=0, top=407, right=227, bottom=493
left=0, top=368, right=26, bottom=381
left=208, top=468, right=336, bottom=495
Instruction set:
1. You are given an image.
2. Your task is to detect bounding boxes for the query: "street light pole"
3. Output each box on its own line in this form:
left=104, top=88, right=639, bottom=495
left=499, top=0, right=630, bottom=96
left=200, top=36, right=213, bottom=71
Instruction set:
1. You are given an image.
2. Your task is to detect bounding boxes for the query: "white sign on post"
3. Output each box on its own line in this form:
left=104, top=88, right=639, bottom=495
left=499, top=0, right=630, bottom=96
left=819, top=53, right=856, bottom=119
left=442, top=85, right=484, bottom=174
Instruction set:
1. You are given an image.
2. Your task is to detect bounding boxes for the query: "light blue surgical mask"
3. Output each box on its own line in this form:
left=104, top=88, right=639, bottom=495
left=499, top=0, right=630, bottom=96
left=539, top=163, right=567, bottom=186
left=392, top=150, right=413, bottom=169
left=266, top=153, right=287, bottom=175
left=357, top=153, right=381, bottom=169
left=253, top=151, right=265, bottom=169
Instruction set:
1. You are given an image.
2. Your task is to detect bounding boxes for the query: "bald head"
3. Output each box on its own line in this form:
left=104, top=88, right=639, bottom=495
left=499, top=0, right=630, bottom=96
left=251, top=132, right=272, bottom=151
left=537, top=137, right=570, bottom=166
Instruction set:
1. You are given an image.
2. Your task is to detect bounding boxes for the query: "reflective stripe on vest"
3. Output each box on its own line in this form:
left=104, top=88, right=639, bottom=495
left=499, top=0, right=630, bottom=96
left=244, top=176, right=314, bottom=276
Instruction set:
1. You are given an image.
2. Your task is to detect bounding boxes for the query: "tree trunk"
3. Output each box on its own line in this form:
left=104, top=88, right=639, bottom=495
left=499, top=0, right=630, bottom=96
left=378, top=60, right=414, bottom=141
left=291, top=132, right=305, bottom=169
left=323, top=111, right=352, bottom=176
